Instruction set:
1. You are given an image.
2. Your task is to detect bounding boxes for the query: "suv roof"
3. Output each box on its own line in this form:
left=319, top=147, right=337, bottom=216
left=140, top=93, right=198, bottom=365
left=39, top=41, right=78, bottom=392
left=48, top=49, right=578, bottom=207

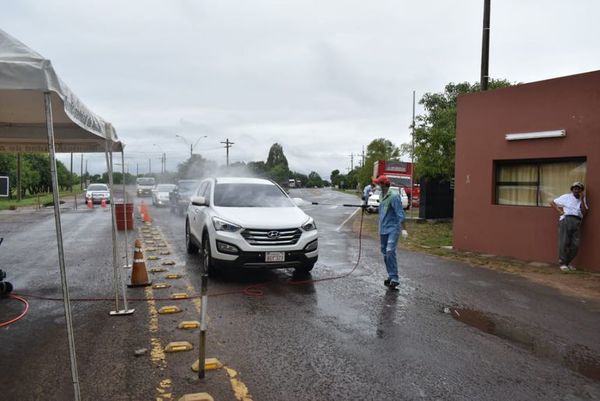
left=213, top=177, right=274, bottom=185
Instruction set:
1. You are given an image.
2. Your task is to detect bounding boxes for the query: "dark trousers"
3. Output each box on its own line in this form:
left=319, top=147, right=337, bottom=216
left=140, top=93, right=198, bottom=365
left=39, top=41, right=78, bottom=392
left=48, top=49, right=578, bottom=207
left=558, top=216, right=582, bottom=265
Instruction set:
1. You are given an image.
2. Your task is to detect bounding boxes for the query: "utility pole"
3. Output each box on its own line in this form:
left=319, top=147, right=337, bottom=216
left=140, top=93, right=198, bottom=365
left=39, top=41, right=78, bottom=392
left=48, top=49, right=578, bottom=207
left=16, top=153, right=21, bottom=201
left=163, top=153, right=166, bottom=173
left=361, top=147, right=365, bottom=169
left=148, top=158, right=151, bottom=174
left=221, top=138, right=234, bottom=166
left=80, top=154, right=83, bottom=190
left=69, top=152, right=73, bottom=192
left=349, top=153, right=355, bottom=170
left=480, top=0, right=491, bottom=90
left=136, top=163, right=139, bottom=177
left=411, top=90, right=416, bottom=196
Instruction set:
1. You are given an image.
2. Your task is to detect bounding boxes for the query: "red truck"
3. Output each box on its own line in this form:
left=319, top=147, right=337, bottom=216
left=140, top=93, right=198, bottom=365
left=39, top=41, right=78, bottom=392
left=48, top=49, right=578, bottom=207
left=373, top=160, right=420, bottom=207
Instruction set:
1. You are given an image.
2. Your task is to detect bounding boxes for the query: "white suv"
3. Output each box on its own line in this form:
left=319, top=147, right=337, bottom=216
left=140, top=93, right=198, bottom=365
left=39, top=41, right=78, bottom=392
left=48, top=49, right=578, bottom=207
left=185, top=177, right=318, bottom=275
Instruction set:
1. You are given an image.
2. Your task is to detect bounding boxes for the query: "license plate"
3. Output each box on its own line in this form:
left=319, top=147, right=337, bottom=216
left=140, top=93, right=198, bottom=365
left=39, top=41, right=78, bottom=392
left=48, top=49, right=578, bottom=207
left=265, top=252, right=285, bottom=262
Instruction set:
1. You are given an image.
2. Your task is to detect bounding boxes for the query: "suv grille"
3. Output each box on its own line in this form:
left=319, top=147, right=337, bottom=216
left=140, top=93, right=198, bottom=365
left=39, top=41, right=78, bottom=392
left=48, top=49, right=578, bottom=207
left=241, top=228, right=301, bottom=246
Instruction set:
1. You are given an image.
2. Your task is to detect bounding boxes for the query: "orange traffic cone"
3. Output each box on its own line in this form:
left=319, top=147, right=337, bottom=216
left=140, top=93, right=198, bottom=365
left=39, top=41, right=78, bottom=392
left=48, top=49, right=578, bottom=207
left=140, top=200, right=152, bottom=223
left=87, top=198, right=93, bottom=208
left=128, top=239, right=152, bottom=287
left=100, top=197, right=107, bottom=208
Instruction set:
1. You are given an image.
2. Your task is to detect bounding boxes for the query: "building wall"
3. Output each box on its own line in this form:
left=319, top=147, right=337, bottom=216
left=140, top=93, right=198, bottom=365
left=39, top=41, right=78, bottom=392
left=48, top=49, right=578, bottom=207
left=454, top=70, right=599, bottom=271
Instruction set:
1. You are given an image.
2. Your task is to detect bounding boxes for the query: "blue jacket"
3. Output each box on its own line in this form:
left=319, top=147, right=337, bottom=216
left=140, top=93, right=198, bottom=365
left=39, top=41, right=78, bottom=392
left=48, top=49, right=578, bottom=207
left=378, top=189, right=405, bottom=235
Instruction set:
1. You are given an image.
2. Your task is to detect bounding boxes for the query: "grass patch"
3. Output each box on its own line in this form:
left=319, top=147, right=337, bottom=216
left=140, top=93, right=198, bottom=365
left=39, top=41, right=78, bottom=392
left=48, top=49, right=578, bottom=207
left=0, top=191, right=81, bottom=210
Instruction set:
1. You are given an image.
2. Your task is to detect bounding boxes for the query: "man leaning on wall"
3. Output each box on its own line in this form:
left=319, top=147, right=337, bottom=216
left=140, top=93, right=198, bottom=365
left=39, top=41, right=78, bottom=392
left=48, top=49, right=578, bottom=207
left=550, top=182, right=589, bottom=272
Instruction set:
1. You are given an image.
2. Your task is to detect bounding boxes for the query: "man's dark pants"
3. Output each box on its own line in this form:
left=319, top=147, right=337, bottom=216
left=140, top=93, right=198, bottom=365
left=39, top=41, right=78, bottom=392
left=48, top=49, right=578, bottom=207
left=559, top=215, right=582, bottom=266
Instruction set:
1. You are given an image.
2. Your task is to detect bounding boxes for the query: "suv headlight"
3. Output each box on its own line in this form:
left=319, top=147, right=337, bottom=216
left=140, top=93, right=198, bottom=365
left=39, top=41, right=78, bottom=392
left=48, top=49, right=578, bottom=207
left=301, top=217, right=317, bottom=232
left=212, top=217, right=242, bottom=232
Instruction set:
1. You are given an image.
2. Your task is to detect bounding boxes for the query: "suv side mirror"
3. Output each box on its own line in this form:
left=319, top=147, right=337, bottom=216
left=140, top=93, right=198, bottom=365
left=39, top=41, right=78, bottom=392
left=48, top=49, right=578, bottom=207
left=190, top=196, right=208, bottom=206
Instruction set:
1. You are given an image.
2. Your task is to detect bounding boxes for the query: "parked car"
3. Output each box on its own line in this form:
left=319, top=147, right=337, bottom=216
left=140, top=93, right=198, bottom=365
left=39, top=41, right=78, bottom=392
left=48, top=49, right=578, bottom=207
left=136, top=177, right=155, bottom=197
left=185, top=177, right=318, bottom=276
left=169, top=179, right=202, bottom=215
left=365, top=186, right=409, bottom=213
left=152, top=184, right=176, bottom=207
left=85, top=183, right=111, bottom=204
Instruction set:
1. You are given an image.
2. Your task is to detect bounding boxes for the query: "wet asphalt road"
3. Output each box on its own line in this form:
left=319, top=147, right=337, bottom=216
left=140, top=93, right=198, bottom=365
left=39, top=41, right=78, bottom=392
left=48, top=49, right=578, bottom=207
left=1, top=187, right=600, bottom=400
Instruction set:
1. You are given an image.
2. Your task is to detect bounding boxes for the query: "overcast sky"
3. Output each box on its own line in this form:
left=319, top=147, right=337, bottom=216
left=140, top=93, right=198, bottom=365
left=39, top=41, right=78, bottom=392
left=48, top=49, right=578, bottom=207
left=2, top=0, right=599, bottom=179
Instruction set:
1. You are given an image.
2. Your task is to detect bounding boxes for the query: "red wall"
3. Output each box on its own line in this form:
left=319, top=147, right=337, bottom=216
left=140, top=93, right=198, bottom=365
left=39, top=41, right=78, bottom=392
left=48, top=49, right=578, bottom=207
left=454, top=70, right=600, bottom=271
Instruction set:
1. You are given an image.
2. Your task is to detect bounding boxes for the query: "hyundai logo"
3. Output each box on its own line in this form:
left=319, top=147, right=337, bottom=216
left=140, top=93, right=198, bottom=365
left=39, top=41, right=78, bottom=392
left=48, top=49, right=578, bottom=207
left=267, top=231, right=280, bottom=239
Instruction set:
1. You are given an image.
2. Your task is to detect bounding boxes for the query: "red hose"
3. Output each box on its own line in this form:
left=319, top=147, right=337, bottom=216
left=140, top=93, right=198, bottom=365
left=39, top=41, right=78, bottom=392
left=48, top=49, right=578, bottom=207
left=0, top=294, right=30, bottom=328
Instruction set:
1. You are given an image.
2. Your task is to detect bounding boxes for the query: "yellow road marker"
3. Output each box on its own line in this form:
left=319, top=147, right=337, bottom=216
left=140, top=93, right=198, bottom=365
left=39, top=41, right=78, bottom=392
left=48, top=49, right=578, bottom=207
left=150, top=267, right=167, bottom=273
left=178, top=321, right=200, bottom=329
left=170, top=292, right=188, bottom=299
left=225, top=367, right=254, bottom=400
left=164, top=341, right=193, bottom=353
left=148, top=255, right=160, bottom=260
left=159, top=251, right=171, bottom=255
left=165, top=274, right=182, bottom=279
left=145, top=240, right=156, bottom=244
left=152, top=283, right=170, bottom=289
left=191, top=358, right=223, bottom=372
left=162, top=260, right=176, bottom=265
left=177, top=393, right=214, bottom=401
left=158, top=305, right=181, bottom=314
left=146, top=247, right=157, bottom=252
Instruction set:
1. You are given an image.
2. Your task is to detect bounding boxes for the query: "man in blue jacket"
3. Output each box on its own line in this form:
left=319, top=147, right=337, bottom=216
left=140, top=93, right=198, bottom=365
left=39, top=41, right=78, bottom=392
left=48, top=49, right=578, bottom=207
left=375, top=175, right=408, bottom=290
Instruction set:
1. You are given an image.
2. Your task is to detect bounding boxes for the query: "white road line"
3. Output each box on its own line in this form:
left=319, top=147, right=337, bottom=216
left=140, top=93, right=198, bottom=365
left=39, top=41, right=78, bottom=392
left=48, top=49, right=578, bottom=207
left=336, top=208, right=361, bottom=232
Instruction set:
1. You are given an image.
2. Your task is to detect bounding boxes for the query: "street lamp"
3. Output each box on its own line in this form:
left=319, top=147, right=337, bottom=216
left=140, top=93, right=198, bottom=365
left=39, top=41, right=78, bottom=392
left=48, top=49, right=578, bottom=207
left=176, top=134, right=208, bottom=158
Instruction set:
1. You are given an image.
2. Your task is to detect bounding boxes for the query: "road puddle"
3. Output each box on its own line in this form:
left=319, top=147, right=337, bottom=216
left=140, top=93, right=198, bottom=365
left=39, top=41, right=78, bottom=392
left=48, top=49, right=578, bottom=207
left=445, top=306, right=600, bottom=381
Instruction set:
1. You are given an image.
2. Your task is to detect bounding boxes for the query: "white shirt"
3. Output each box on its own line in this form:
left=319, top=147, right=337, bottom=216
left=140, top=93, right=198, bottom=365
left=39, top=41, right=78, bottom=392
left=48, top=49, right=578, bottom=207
left=553, top=193, right=585, bottom=220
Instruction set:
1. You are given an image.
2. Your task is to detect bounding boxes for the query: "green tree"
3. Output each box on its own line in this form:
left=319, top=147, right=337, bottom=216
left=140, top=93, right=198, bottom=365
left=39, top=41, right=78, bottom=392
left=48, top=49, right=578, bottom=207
left=330, top=169, right=341, bottom=187
left=265, top=143, right=289, bottom=169
left=306, top=171, right=323, bottom=188
left=357, top=138, right=400, bottom=186
left=177, top=154, right=210, bottom=179
left=413, top=79, right=513, bottom=179
left=247, top=161, right=267, bottom=176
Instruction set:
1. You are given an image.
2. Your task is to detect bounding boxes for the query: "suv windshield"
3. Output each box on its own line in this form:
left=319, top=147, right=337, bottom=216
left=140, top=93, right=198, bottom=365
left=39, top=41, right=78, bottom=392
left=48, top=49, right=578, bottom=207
left=389, top=176, right=411, bottom=188
left=156, top=184, right=175, bottom=191
left=178, top=181, right=200, bottom=192
left=88, top=184, right=107, bottom=191
left=137, top=178, right=155, bottom=185
left=214, top=183, right=293, bottom=207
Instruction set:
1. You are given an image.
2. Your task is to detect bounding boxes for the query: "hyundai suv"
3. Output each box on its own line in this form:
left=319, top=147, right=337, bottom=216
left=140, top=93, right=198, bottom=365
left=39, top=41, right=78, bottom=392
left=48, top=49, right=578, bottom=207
left=185, top=177, right=318, bottom=275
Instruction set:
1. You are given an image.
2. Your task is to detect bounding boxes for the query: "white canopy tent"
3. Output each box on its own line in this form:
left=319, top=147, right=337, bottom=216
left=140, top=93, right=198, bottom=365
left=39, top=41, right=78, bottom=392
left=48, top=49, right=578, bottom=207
left=0, top=29, right=130, bottom=401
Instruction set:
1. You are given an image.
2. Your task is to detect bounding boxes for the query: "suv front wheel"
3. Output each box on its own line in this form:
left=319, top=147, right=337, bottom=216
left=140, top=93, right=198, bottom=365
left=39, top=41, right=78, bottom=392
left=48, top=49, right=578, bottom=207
left=185, top=221, right=199, bottom=254
left=294, top=262, right=314, bottom=275
left=201, top=234, right=215, bottom=276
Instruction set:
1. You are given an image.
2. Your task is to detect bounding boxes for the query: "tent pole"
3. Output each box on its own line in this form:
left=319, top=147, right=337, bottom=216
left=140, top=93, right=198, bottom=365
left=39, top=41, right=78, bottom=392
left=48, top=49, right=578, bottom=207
left=44, top=92, right=82, bottom=401
left=106, top=138, right=134, bottom=316
left=122, top=150, right=131, bottom=269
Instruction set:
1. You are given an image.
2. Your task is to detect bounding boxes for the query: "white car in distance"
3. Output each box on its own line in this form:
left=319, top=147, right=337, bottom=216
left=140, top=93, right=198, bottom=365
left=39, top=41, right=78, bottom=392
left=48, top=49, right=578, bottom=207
left=85, top=183, right=111, bottom=204
left=185, top=177, right=318, bottom=275
left=366, top=186, right=409, bottom=213
left=152, top=184, right=176, bottom=207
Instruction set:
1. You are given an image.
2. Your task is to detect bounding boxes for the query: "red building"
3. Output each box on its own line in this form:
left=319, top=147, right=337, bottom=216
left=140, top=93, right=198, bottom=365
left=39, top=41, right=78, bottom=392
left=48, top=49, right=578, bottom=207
left=454, top=70, right=598, bottom=271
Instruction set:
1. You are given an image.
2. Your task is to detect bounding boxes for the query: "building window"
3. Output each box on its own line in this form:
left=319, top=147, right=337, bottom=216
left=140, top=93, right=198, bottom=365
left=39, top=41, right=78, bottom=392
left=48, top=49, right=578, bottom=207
left=495, top=158, right=586, bottom=207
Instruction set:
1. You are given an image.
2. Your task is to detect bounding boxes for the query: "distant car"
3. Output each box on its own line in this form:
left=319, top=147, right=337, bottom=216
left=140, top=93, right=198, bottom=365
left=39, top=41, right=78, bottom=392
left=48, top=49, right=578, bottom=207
left=85, top=183, right=111, bottom=204
left=152, top=184, right=176, bottom=207
left=185, top=177, right=318, bottom=276
left=170, top=179, right=201, bottom=215
left=136, top=177, right=156, bottom=197
left=366, top=186, right=409, bottom=213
